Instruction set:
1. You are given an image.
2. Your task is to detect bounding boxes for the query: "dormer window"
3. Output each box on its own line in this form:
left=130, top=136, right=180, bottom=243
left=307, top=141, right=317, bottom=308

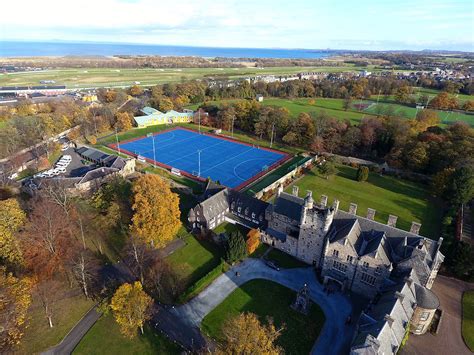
left=332, top=250, right=339, bottom=257
left=375, top=266, right=382, bottom=275
left=346, top=255, right=354, bottom=264
left=245, top=207, right=249, bottom=215
left=362, top=261, right=369, bottom=270
left=252, top=212, right=256, bottom=219
left=238, top=207, right=241, bottom=213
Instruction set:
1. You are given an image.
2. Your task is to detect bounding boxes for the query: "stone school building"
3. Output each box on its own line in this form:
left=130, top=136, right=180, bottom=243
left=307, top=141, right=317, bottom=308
left=133, top=106, right=193, bottom=127
left=188, top=183, right=444, bottom=355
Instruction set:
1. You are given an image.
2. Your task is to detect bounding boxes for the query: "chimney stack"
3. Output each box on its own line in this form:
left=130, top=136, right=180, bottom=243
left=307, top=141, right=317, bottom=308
left=305, top=190, right=314, bottom=209
left=349, top=203, right=358, bottom=215
left=320, top=195, right=328, bottom=208
left=332, top=199, right=340, bottom=212
left=367, top=208, right=376, bottom=221
left=410, top=222, right=421, bottom=235
left=292, top=185, right=299, bottom=197
left=277, top=184, right=283, bottom=197
left=387, top=215, right=398, bottom=227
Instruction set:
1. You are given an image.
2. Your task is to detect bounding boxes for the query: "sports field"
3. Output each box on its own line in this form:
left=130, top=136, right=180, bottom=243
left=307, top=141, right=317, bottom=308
left=113, top=127, right=288, bottom=189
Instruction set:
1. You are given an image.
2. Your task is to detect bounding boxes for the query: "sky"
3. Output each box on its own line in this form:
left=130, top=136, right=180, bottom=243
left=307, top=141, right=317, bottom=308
left=1, top=0, right=473, bottom=51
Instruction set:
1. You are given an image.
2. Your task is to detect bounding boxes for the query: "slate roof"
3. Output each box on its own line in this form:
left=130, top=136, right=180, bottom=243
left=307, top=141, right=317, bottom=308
left=273, top=192, right=305, bottom=221
left=199, top=189, right=229, bottom=221
left=266, top=227, right=287, bottom=242
left=414, top=283, right=440, bottom=309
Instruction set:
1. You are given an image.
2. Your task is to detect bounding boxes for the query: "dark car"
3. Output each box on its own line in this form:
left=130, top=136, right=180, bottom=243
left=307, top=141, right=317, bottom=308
left=265, top=259, right=280, bottom=271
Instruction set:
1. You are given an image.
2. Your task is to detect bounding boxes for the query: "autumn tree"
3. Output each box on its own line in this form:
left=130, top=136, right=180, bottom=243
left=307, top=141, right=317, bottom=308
left=0, top=268, right=32, bottom=351
left=394, top=86, right=413, bottom=104
left=71, top=249, right=100, bottom=298
left=131, top=175, right=181, bottom=249
left=414, top=109, right=439, bottom=132
left=462, top=100, right=474, bottom=112
left=0, top=198, right=26, bottom=267
left=429, top=92, right=458, bottom=110
left=218, top=312, right=284, bottom=355
left=110, top=282, right=153, bottom=338
left=129, top=85, right=143, bottom=97
left=36, top=279, right=62, bottom=329
left=22, top=198, right=78, bottom=279
left=104, top=90, right=117, bottom=103
left=114, top=112, right=134, bottom=132
left=158, top=97, right=174, bottom=112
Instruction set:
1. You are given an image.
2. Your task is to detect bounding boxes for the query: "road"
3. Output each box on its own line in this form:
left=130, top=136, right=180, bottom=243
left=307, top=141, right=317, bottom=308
left=170, top=258, right=355, bottom=355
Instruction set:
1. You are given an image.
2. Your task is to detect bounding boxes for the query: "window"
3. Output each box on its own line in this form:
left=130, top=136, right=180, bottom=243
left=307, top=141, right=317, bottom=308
left=238, top=207, right=241, bottom=213
left=375, top=266, right=382, bottom=275
left=360, top=272, right=376, bottom=286
left=420, top=311, right=430, bottom=321
left=362, top=261, right=369, bottom=270
left=346, top=255, right=354, bottom=264
left=252, top=212, right=256, bottom=219
left=332, top=250, right=339, bottom=257
left=332, top=260, right=347, bottom=274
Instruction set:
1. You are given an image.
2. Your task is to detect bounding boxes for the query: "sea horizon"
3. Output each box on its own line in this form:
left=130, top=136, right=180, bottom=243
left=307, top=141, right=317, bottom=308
left=0, top=40, right=339, bottom=59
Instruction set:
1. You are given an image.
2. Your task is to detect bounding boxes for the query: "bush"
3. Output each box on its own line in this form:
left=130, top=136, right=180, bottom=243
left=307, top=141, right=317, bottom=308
left=87, top=135, right=97, bottom=145
left=357, top=166, right=369, bottom=182
left=224, top=232, right=248, bottom=263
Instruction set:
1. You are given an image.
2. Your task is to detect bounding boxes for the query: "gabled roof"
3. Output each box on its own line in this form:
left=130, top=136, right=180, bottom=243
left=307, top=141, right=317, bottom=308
left=273, top=192, right=304, bottom=221
left=141, top=106, right=159, bottom=115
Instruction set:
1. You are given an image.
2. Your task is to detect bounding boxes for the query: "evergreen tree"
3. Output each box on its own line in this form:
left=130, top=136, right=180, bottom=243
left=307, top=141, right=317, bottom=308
left=224, top=232, right=247, bottom=263
left=357, top=166, right=369, bottom=182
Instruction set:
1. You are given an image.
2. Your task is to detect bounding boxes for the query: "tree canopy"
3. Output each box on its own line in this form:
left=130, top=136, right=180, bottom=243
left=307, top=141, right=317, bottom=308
left=218, top=312, right=283, bottom=355
left=110, top=281, right=153, bottom=338
left=131, top=175, right=181, bottom=248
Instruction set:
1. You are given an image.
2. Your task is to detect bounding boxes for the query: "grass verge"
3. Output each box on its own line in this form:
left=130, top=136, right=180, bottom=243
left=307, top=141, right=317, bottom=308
left=73, top=314, right=181, bottom=355
left=462, top=290, right=474, bottom=352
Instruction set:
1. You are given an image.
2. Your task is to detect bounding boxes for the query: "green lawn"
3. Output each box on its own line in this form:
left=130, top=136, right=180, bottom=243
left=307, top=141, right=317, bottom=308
left=166, top=233, right=223, bottom=290
left=462, top=290, right=474, bottom=352
left=73, top=314, right=181, bottom=355
left=201, top=279, right=325, bottom=355
left=213, top=221, right=249, bottom=236
left=286, top=164, right=442, bottom=239
left=265, top=248, right=309, bottom=268
left=17, top=291, right=94, bottom=354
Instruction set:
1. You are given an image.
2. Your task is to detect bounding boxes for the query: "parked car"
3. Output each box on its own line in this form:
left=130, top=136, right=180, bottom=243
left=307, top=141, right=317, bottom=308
left=56, top=167, right=66, bottom=173
left=265, top=259, right=280, bottom=271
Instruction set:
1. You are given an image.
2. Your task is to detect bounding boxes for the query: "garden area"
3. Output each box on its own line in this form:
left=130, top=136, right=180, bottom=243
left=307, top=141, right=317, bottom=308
left=201, top=279, right=325, bottom=354
left=73, top=314, right=181, bottom=355
left=285, top=164, right=442, bottom=239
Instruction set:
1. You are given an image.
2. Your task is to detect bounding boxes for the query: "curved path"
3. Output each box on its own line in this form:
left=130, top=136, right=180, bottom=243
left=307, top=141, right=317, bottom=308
left=171, top=258, right=354, bottom=355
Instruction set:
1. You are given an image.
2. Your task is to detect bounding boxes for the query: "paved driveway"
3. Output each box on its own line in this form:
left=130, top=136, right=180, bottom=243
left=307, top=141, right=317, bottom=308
left=402, top=275, right=473, bottom=355
left=171, top=258, right=354, bottom=355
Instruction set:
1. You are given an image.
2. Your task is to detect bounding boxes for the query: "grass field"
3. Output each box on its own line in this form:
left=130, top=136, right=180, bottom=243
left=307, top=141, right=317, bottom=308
left=201, top=279, right=325, bottom=354
left=73, top=314, right=181, bottom=355
left=18, top=291, right=94, bottom=354
left=0, top=65, right=372, bottom=88
left=165, top=233, right=223, bottom=293
left=462, top=290, right=474, bottom=352
left=286, top=164, right=442, bottom=239
left=213, top=221, right=249, bottom=236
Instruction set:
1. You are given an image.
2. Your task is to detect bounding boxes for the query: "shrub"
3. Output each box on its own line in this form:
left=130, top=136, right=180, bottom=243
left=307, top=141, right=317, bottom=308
left=357, top=166, right=369, bottom=182
left=246, top=229, right=261, bottom=254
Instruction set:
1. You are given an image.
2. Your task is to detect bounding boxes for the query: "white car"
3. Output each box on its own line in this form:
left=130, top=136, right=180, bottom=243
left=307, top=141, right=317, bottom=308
left=56, top=161, right=69, bottom=167
left=56, top=167, right=66, bottom=173
left=51, top=169, right=61, bottom=176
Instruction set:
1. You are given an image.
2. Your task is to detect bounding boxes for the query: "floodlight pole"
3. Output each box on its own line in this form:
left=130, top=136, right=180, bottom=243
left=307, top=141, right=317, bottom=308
left=198, top=150, right=202, bottom=177
left=115, top=128, right=121, bottom=155
left=198, top=110, right=201, bottom=133
left=376, top=89, right=381, bottom=105
left=270, top=122, right=275, bottom=148
left=152, top=135, right=156, bottom=167
left=231, top=116, right=236, bottom=137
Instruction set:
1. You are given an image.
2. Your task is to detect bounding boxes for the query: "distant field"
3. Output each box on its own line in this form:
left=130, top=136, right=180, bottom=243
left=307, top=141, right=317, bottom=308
left=0, top=65, right=371, bottom=88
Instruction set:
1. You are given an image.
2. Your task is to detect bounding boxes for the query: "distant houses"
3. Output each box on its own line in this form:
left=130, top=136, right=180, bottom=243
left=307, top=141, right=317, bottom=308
left=133, top=106, right=194, bottom=128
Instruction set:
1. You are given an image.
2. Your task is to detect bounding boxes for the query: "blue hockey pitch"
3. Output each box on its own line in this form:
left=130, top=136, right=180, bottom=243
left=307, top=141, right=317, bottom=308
left=117, top=128, right=288, bottom=189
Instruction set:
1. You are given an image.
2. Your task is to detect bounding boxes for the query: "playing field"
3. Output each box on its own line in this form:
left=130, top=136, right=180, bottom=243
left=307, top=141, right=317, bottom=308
left=113, top=127, right=288, bottom=189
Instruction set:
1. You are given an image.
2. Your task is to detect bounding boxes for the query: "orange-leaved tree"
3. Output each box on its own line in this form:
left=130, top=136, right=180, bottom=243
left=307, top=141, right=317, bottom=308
left=218, top=312, right=284, bottom=355
left=110, top=281, right=153, bottom=338
left=0, top=198, right=26, bottom=267
left=0, top=267, right=32, bottom=351
left=130, top=174, right=181, bottom=249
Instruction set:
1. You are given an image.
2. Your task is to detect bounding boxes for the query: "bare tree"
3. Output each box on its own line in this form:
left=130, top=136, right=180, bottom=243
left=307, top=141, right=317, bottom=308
left=71, top=250, right=100, bottom=298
